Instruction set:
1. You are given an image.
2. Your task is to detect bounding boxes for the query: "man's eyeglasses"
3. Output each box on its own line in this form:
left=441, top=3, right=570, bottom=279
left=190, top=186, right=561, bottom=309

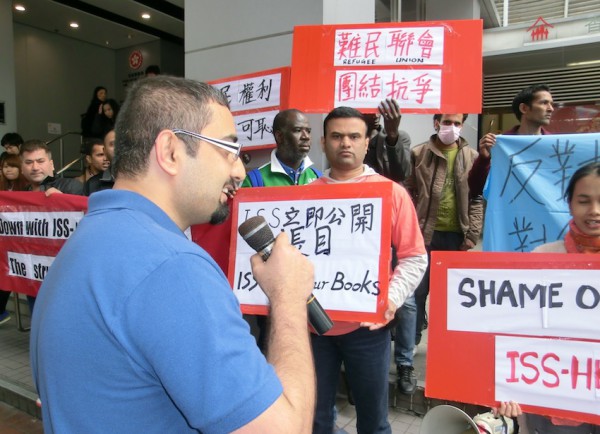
left=172, top=129, right=242, bottom=160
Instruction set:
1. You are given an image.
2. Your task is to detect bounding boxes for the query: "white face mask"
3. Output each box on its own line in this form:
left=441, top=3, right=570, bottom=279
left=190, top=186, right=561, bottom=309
left=437, top=124, right=461, bottom=145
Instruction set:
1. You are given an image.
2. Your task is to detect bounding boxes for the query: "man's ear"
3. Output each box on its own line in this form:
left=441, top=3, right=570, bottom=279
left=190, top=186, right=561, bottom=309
left=154, top=130, right=179, bottom=176
left=519, top=102, right=528, bottom=117
left=321, top=136, right=326, bottom=152
left=273, top=130, right=283, bottom=145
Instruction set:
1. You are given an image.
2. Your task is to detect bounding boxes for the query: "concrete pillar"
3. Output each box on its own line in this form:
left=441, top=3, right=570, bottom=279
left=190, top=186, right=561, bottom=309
left=425, top=0, right=480, bottom=21
left=0, top=0, right=18, bottom=137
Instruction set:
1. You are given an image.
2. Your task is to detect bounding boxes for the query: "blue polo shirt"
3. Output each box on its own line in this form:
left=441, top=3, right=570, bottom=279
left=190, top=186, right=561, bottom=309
left=30, top=189, right=282, bottom=434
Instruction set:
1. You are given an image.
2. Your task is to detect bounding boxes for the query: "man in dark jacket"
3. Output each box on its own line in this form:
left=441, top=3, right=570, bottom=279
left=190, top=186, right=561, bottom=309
left=85, top=130, right=116, bottom=195
left=20, top=140, right=83, bottom=195
left=19, top=139, right=83, bottom=313
left=406, top=114, right=484, bottom=394
left=363, top=98, right=416, bottom=395
left=468, top=83, right=554, bottom=197
left=364, top=98, right=411, bottom=184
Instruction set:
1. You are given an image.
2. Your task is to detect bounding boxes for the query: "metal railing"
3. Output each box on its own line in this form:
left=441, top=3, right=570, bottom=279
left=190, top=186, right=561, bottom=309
left=56, top=156, right=83, bottom=176
left=45, top=131, right=83, bottom=177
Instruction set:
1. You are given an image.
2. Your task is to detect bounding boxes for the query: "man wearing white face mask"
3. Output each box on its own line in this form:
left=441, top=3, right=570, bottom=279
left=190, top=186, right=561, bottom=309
left=405, top=113, right=484, bottom=359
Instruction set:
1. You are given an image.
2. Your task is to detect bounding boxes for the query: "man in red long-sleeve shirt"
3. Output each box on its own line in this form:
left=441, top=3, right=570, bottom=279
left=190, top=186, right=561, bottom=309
left=468, top=83, right=554, bottom=198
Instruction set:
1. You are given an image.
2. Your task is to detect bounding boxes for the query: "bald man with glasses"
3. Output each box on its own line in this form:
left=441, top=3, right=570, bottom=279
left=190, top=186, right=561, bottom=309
left=30, top=76, right=316, bottom=434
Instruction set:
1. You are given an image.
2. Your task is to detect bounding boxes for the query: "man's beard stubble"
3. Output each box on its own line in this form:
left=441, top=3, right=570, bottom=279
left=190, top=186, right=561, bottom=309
left=209, top=201, right=230, bottom=225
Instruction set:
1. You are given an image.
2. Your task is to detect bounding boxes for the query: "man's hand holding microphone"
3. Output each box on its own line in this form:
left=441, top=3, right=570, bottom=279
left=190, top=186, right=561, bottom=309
left=239, top=216, right=333, bottom=335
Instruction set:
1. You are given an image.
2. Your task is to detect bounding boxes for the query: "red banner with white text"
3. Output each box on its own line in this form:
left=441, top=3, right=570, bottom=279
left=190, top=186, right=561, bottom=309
left=0, top=192, right=88, bottom=297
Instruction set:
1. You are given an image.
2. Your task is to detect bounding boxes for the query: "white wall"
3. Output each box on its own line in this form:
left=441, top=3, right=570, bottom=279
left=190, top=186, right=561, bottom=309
left=115, top=40, right=162, bottom=103
left=0, top=0, right=18, bottom=139
left=112, top=40, right=184, bottom=103
left=424, top=0, right=480, bottom=21
left=185, top=0, right=324, bottom=82
left=185, top=0, right=376, bottom=170
left=323, top=0, right=375, bottom=24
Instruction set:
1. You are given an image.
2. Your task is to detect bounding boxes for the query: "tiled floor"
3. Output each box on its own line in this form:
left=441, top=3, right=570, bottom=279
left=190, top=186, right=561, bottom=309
left=0, top=303, right=34, bottom=393
left=0, top=401, right=43, bottom=434
left=335, top=396, right=422, bottom=434
left=0, top=300, right=429, bottom=433
left=0, top=331, right=34, bottom=392
left=0, top=301, right=42, bottom=433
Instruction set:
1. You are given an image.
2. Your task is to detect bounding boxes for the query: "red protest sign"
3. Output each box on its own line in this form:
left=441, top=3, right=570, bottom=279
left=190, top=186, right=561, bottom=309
left=289, top=20, right=482, bottom=114
left=427, top=251, right=600, bottom=425
left=228, top=183, right=393, bottom=323
left=0, top=192, right=88, bottom=297
left=209, top=67, right=290, bottom=151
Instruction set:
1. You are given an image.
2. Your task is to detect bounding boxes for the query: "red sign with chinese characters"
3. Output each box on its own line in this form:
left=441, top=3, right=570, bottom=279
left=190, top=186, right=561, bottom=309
left=209, top=67, right=290, bottom=151
left=289, top=20, right=483, bottom=114
left=228, top=183, right=393, bottom=323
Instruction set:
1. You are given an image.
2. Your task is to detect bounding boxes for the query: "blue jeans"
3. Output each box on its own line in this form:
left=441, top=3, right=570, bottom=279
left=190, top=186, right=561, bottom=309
left=27, top=295, right=36, bottom=315
left=394, top=295, right=416, bottom=366
left=311, top=327, right=392, bottom=434
left=415, top=231, right=463, bottom=345
left=0, top=290, right=10, bottom=313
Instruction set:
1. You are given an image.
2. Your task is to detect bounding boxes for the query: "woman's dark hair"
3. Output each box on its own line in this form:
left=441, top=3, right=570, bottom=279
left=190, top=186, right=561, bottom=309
left=102, top=99, right=120, bottom=120
left=0, top=154, right=28, bottom=191
left=82, top=86, right=108, bottom=137
left=1, top=132, right=24, bottom=148
left=92, top=86, right=107, bottom=102
left=565, top=162, right=600, bottom=202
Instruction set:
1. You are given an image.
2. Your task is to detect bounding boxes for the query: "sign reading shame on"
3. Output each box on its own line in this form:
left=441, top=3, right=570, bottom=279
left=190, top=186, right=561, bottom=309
left=228, top=183, right=393, bottom=323
left=0, top=192, right=87, bottom=297
left=427, top=251, right=600, bottom=425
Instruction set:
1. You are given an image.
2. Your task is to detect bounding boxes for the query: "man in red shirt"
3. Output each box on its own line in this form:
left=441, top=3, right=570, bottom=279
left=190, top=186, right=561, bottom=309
left=468, top=83, right=554, bottom=197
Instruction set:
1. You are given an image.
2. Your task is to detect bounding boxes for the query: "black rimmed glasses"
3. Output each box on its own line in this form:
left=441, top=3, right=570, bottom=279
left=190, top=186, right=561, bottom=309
left=172, top=128, right=242, bottom=160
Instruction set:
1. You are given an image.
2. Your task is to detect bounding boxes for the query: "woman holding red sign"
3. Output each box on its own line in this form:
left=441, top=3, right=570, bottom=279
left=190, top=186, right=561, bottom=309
left=497, top=162, right=600, bottom=433
left=534, top=162, right=600, bottom=255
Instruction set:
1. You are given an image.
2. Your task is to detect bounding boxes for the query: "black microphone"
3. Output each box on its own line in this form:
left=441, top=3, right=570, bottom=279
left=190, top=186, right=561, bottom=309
left=238, top=216, right=333, bottom=335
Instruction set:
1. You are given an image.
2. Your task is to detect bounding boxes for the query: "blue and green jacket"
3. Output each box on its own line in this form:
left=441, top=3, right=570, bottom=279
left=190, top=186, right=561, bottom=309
left=242, top=150, right=321, bottom=187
